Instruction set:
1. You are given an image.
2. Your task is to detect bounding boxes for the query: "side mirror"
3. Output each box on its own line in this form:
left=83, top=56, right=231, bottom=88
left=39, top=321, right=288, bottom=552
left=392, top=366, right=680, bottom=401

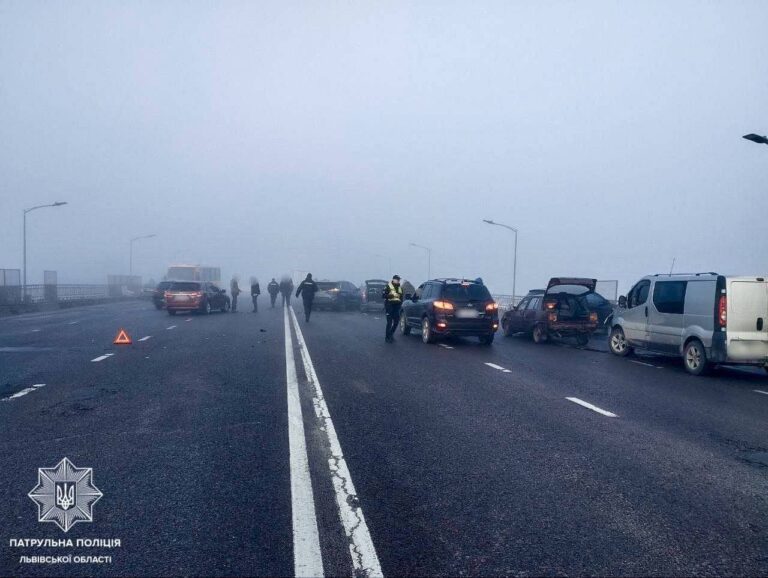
left=404, top=293, right=412, bottom=300
left=618, top=295, right=627, bottom=308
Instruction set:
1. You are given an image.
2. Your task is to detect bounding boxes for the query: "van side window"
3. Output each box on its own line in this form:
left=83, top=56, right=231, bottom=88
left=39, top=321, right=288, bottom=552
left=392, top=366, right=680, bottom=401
left=628, top=280, right=650, bottom=308
left=653, top=281, right=687, bottom=314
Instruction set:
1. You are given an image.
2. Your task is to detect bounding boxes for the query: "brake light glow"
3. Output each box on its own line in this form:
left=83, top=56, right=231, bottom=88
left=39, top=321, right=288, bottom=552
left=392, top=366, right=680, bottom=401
left=485, top=302, right=498, bottom=312
left=589, top=312, right=598, bottom=323
left=433, top=300, right=454, bottom=311
left=545, top=301, right=556, bottom=310
left=436, top=322, right=447, bottom=328
left=548, top=312, right=558, bottom=323
left=718, top=295, right=727, bottom=328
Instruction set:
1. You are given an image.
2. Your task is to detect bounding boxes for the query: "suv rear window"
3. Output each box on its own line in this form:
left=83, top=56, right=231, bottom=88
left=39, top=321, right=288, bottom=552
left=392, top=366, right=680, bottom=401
left=546, top=284, right=590, bottom=295
left=168, top=282, right=201, bottom=291
left=317, top=282, right=341, bottom=291
left=156, top=281, right=173, bottom=290
left=441, top=283, right=492, bottom=301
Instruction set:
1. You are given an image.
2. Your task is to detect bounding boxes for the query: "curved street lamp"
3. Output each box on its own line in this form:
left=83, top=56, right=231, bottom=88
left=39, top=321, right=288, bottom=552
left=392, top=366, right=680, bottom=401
left=483, top=219, right=518, bottom=304
left=743, top=133, right=768, bottom=145
left=23, top=201, right=68, bottom=301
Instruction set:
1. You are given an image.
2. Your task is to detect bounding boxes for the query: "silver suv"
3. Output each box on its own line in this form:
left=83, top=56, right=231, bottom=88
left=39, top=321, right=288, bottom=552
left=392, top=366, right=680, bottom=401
left=608, top=273, right=768, bottom=375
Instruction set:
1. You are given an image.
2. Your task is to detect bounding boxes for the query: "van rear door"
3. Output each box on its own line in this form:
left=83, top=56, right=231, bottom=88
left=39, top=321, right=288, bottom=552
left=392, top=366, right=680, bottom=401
left=726, top=277, right=768, bottom=363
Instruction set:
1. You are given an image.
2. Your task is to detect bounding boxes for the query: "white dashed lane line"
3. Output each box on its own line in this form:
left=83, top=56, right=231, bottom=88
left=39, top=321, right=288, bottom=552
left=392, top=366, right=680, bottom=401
left=68, top=321, right=79, bottom=325
left=137, top=336, right=152, bottom=342
left=566, top=397, right=618, bottom=418
left=754, top=390, right=768, bottom=396
left=439, top=344, right=454, bottom=350
left=91, top=354, right=115, bottom=362
left=629, top=359, right=663, bottom=369
left=166, top=325, right=177, bottom=330
left=185, top=318, right=192, bottom=322
left=484, top=362, right=512, bottom=373
left=2, top=384, right=46, bottom=402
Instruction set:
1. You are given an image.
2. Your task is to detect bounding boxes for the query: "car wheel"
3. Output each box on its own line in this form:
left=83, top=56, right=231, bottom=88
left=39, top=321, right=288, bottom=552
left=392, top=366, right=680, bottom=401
left=167, top=310, right=176, bottom=316
left=501, top=318, right=513, bottom=337
left=222, top=300, right=230, bottom=313
left=400, top=312, right=411, bottom=335
left=576, top=334, right=590, bottom=347
left=532, top=324, right=548, bottom=344
left=202, top=300, right=211, bottom=315
left=422, top=317, right=436, bottom=344
left=479, top=333, right=494, bottom=345
left=683, top=339, right=709, bottom=376
left=609, top=327, right=632, bottom=357
left=154, top=303, right=163, bottom=310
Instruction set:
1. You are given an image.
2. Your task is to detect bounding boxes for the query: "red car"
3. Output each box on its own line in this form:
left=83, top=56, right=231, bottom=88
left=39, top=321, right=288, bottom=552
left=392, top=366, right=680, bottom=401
left=164, top=281, right=230, bottom=315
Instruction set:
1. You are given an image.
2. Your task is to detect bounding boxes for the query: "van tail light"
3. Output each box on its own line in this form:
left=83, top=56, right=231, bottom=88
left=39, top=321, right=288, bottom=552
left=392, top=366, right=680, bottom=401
left=718, top=295, right=727, bottom=328
left=433, top=300, right=454, bottom=311
left=486, top=302, right=498, bottom=312
left=548, top=312, right=558, bottom=323
left=589, top=312, right=598, bottom=323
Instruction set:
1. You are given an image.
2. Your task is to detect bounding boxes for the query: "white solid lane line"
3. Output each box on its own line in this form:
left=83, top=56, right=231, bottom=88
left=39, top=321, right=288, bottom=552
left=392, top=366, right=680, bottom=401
left=2, top=384, right=46, bottom=402
left=137, top=336, right=152, bottom=342
left=289, top=306, right=383, bottom=577
left=91, top=354, right=114, bottom=362
left=166, top=325, right=177, bottom=330
left=283, top=306, right=324, bottom=577
left=754, top=390, right=768, bottom=396
left=485, top=362, right=506, bottom=371
left=566, top=397, right=618, bottom=418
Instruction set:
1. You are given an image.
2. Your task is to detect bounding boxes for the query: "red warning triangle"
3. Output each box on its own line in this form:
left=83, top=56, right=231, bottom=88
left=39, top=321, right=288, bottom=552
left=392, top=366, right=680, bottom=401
left=113, top=328, right=132, bottom=345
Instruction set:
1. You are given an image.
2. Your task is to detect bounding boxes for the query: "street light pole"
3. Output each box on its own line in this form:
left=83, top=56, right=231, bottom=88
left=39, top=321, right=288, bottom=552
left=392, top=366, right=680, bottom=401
left=483, top=219, right=518, bottom=304
left=22, top=201, right=67, bottom=302
left=129, top=234, right=157, bottom=277
left=409, top=243, right=431, bottom=279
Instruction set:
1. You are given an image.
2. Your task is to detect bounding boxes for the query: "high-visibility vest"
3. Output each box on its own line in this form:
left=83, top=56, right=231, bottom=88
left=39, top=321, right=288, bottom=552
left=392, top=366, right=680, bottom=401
left=386, top=282, right=403, bottom=302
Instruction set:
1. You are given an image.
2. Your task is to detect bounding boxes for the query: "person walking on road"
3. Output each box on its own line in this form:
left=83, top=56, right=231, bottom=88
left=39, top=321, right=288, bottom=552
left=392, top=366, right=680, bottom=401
left=267, top=278, right=280, bottom=308
left=279, top=276, right=294, bottom=307
left=383, top=274, right=404, bottom=342
left=250, top=277, right=261, bottom=312
left=295, top=273, right=319, bottom=322
left=230, top=276, right=242, bottom=312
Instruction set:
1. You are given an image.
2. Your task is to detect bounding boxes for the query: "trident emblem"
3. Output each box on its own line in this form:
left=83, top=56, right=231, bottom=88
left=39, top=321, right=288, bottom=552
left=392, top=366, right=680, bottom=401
left=55, top=482, right=76, bottom=510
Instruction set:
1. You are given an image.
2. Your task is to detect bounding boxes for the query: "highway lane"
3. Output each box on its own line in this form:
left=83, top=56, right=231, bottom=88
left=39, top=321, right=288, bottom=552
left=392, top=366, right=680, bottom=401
left=1, top=300, right=767, bottom=576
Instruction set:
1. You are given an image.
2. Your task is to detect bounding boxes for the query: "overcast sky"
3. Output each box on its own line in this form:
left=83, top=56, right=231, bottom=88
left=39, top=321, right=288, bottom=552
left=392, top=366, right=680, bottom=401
left=1, top=0, right=766, bottom=296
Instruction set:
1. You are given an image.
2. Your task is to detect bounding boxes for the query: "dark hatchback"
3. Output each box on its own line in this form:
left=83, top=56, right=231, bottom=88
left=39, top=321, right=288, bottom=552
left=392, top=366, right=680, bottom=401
left=314, top=281, right=361, bottom=311
left=400, top=278, right=499, bottom=344
left=501, top=277, right=599, bottom=344
left=360, top=279, right=388, bottom=311
left=165, top=281, right=231, bottom=315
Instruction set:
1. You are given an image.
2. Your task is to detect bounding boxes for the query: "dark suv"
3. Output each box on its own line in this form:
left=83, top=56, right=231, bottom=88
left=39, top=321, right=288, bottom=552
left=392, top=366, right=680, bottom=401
left=400, top=278, right=499, bottom=344
left=314, top=281, right=361, bottom=311
left=152, top=281, right=174, bottom=309
left=165, top=281, right=231, bottom=315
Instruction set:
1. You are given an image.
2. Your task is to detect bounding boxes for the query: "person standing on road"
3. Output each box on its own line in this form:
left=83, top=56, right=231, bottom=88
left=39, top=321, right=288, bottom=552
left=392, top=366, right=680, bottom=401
left=295, top=273, right=319, bottom=323
left=267, top=278, right=280, bottom=308
left=250, top=277, right=261, bottom=313
left=383, top=274, right=403, bottom=342
left=230, top=276, right=242, bottom=312
left=279, top=276, right=294, bottom=307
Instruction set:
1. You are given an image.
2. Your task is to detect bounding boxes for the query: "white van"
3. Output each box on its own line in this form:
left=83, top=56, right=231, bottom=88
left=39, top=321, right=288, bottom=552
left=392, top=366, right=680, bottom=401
left=608, top=273, right=768, bottom=375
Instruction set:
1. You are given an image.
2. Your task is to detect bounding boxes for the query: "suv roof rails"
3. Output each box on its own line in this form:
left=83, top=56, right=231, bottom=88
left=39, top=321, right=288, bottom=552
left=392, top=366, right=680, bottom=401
left=433, top=277, right=482, bottom=284
left=652, top=272, right=719, bottom=277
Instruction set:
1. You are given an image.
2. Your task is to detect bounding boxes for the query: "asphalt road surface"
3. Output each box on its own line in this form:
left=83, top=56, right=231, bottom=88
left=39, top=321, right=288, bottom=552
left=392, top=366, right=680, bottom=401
left=1, top=300, right=767, bottom=577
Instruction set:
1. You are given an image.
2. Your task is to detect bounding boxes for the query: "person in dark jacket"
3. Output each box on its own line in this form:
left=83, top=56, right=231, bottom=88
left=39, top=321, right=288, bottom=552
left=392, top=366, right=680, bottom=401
left=230, top=276, right=242, bottom=312
left=295, top=273, right=318, bottom=322
left=267, top=278, right=280, bottom=308
left=382, top=274, right=403, bottom=342
left=250, top=277, right=261, bottom=312
left=279, top=276, right=294, bottom=307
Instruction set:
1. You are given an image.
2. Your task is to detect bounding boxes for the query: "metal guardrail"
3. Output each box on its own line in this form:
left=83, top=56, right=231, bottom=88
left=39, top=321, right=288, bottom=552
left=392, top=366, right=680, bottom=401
left=0, top=284, right=146, bottom=306
left=492, top=294, right=521, bottom=311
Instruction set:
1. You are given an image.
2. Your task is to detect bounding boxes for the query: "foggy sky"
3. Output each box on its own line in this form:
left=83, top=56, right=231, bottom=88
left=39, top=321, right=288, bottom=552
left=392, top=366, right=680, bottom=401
left=2, top=1, right=767, bottom=297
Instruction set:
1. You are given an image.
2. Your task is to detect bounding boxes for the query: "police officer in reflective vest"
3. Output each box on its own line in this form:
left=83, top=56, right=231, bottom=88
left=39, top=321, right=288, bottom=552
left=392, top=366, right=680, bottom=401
left=382, top=275, right=403, bottom=342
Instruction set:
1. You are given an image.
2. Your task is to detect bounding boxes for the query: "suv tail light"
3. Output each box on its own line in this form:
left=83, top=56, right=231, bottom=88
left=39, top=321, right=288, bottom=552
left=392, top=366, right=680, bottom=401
left=485, top=302, right=498, bottom=312
left=718, top=295, right=727, bottom=328
left=545, top=301, right=556, bottom=310
left=433, top=300, right=454, bottom=311
left=548, top=312, right=558, bottom=323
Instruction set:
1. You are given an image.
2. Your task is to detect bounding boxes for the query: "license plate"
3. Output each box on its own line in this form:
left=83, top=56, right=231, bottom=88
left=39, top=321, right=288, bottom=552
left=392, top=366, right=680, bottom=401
left=456, top=308, right=479, bottom=319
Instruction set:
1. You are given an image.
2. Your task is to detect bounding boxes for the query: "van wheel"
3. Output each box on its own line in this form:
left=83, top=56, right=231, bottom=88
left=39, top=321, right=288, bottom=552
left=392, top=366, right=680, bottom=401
left=422, top=317, right=436, bottom=344
left=609, top=327, right=632, bottom=357
left=400, top=312, right=411, bottom=335
left=532, top=324, right=548, bottom=344
left=683, top=339, right=709, bottom=376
